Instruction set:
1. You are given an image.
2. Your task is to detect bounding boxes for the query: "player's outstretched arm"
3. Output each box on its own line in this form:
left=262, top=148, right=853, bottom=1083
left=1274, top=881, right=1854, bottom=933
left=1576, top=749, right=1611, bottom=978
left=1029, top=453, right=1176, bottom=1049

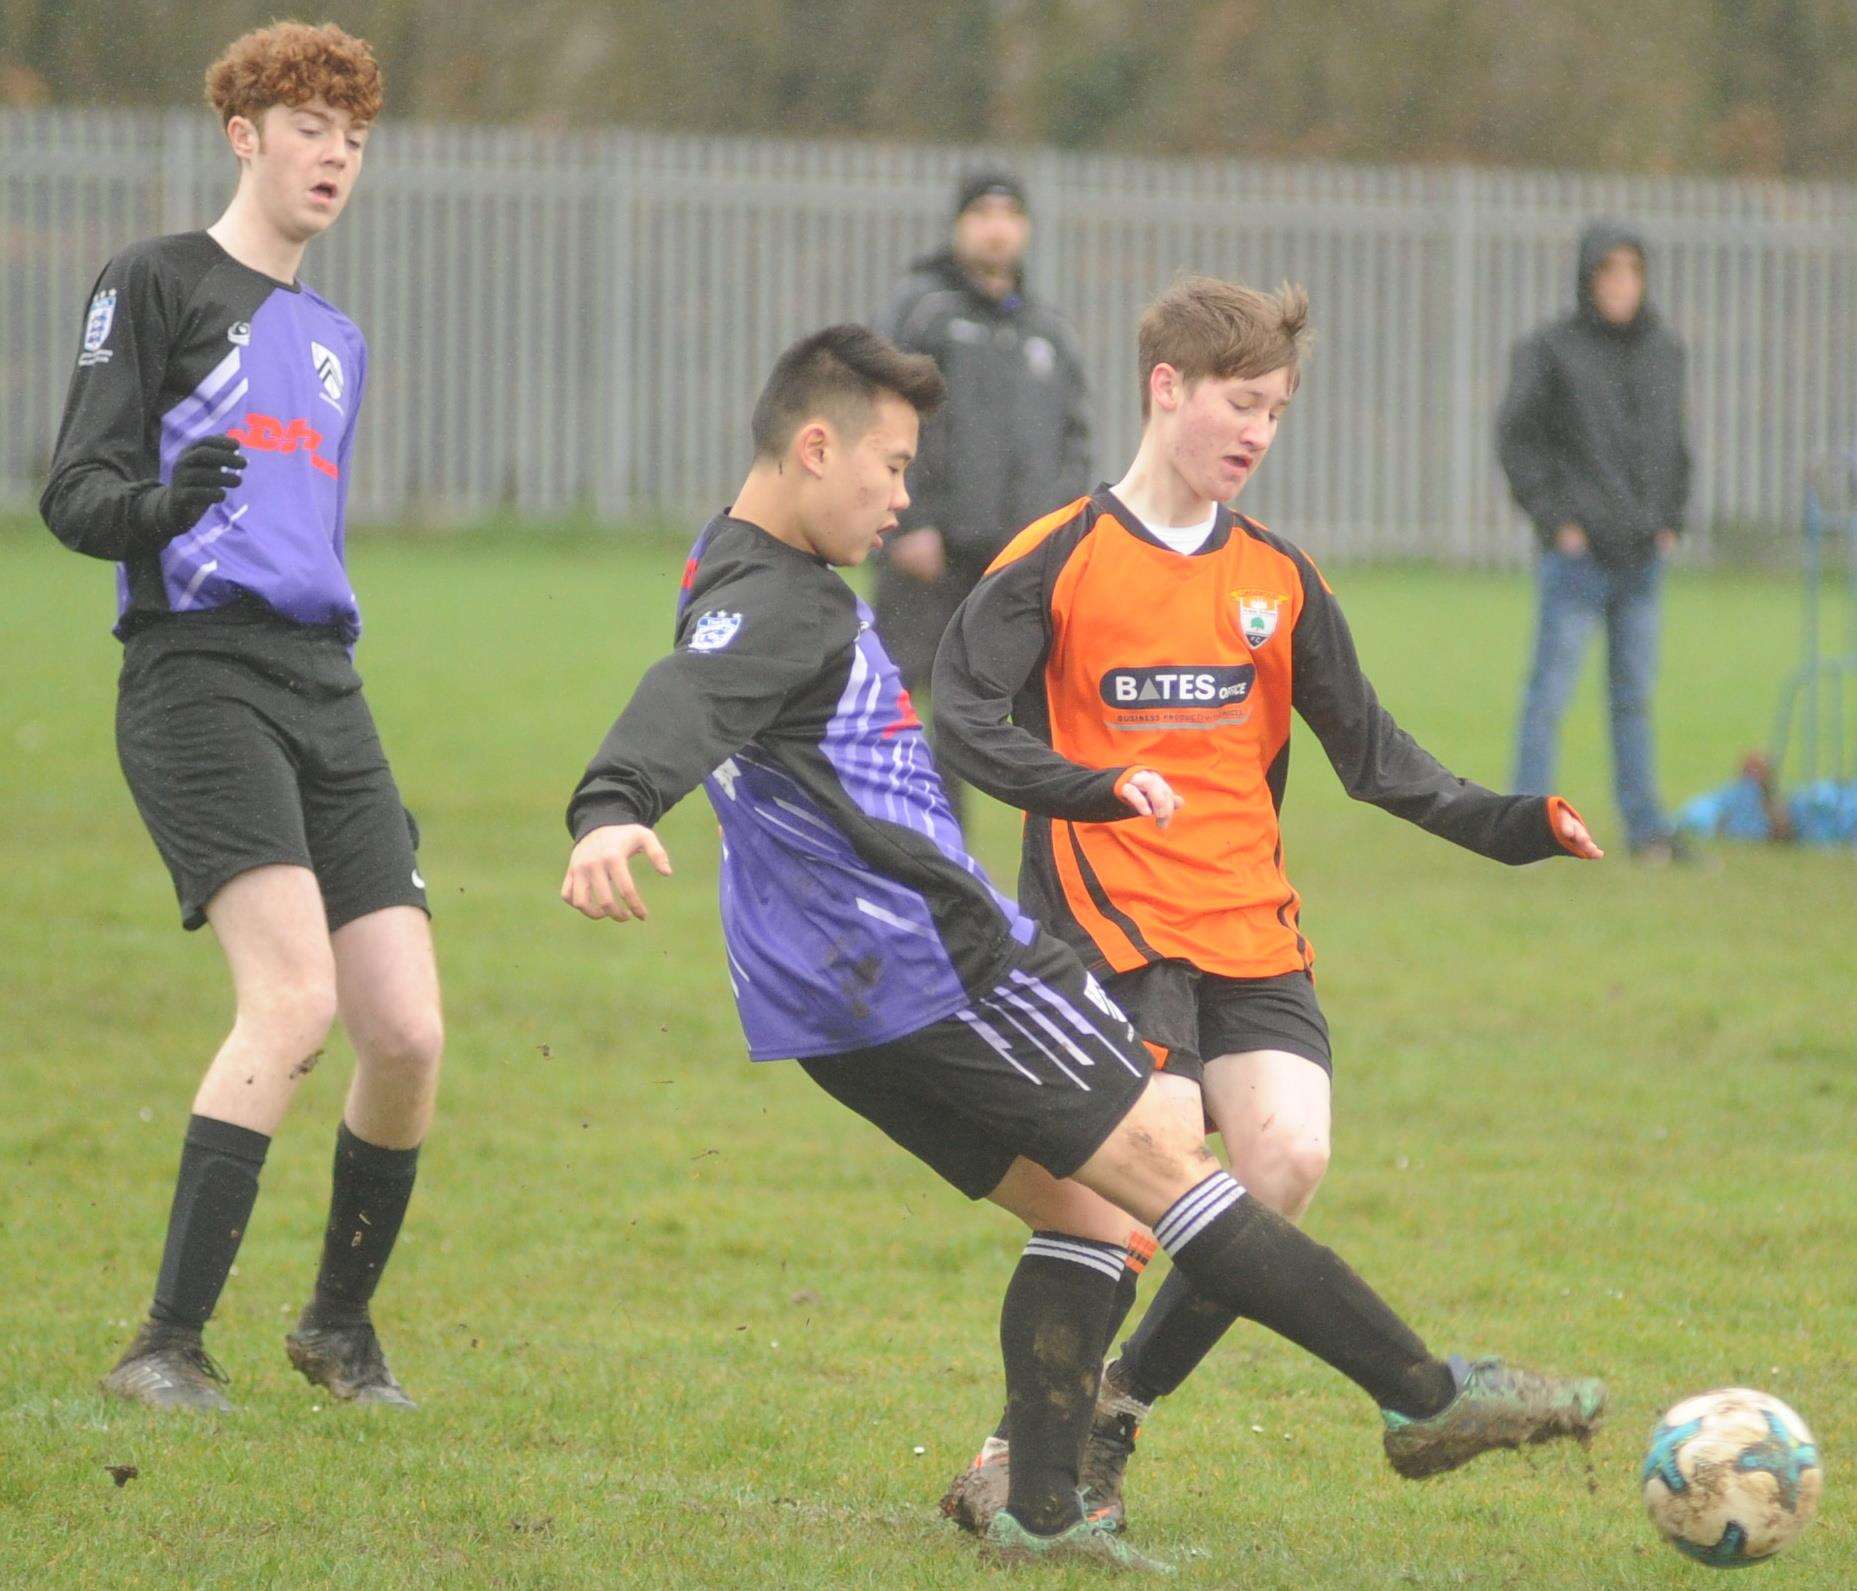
left=1288, top=552, right=1595, bottom=865
left=561, top=824, right=674, bottom=923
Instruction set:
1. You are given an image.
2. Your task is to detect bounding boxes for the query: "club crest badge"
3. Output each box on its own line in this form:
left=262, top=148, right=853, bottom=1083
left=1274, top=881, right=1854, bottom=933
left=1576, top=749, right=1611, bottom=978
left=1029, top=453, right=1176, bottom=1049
left=79, top=289, right=117, bottom=366
left=310, top=340, right=344, bottom=406
left=689, top=609, right=743, bottom=653
left=1234, top=590, right=1286, bottom=649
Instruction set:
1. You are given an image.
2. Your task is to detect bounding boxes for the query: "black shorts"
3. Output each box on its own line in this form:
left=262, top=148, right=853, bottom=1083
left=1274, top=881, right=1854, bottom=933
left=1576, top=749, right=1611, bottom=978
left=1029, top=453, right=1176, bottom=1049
left=1104, top=959, right=1332, bottom=1084
left=800, top=929, right=1154, bottom=1200
left=115, top=626, right=429, bottom=933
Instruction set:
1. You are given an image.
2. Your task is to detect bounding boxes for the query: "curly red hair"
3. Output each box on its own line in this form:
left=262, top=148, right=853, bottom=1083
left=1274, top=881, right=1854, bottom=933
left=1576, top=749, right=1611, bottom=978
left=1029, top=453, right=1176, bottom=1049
left=204, top=21, right=383, bottom=128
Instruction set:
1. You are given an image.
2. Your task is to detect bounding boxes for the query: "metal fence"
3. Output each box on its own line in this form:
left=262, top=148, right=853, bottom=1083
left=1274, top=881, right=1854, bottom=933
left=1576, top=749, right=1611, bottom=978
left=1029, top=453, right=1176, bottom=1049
left=6, top=109, right=1856, bottom=564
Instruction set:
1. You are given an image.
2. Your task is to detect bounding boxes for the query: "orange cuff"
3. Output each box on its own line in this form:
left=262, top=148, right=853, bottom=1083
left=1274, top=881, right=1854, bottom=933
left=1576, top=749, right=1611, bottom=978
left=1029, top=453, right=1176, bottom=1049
left=1545, top=795, right=1584, bottom=855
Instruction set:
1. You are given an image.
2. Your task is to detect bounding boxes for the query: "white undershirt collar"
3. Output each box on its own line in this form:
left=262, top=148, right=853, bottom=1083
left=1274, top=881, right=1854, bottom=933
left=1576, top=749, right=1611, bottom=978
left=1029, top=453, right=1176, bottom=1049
left=1137, top=507, right=1218, bottom=556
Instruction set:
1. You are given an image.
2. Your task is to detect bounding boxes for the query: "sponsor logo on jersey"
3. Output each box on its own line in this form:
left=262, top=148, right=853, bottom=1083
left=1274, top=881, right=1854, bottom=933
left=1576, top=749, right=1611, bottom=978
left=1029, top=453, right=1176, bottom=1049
left=1100, top=665, right=1255, bottom=707
left=310, top=340, right=344, bottom=407
left=1234, top=590, right=1286, bottom=648
left=688, top=609, right=743, bottom=652
left=882, top=685, right=924, bottom=739
left=227, top=321, right=252, bottom=346
left=1024, top=335, right=1057, bottom=378
left=79, top=290, right=117, bottom=366
left=1098, top=664, right=1256, bottom=731
left=226, top=412, right=340, bottom=479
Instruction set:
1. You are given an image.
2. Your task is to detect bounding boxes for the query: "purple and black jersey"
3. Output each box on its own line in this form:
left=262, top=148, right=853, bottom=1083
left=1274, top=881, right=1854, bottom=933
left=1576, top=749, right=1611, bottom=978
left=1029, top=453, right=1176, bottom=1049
left=41, top=231, right=366, bottom=642
left=568, top=515, right=1036, bottom=1061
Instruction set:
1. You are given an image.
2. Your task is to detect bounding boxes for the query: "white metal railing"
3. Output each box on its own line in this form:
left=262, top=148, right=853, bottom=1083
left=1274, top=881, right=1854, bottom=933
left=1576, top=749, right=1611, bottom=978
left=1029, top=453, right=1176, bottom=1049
left=5, top=110, right=1854, bottom=563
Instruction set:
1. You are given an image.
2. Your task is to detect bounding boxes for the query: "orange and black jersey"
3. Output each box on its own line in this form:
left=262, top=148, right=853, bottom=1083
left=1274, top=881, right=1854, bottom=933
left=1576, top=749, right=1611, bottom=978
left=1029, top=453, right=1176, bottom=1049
left=932, top=488, right=1579, bottom=980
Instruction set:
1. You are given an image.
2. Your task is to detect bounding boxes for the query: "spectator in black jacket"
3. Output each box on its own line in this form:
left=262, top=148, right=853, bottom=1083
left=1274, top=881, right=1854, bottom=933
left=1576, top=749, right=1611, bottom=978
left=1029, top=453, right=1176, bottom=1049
left=874, top=170, right=1094, bottom=823
left=1498, top=220, right=1693, bottom=861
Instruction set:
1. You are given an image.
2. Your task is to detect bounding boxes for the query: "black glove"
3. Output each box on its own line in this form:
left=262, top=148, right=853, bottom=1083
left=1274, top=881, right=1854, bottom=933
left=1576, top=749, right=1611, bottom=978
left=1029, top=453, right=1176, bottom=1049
left=147, top=434, right=246, bottom=541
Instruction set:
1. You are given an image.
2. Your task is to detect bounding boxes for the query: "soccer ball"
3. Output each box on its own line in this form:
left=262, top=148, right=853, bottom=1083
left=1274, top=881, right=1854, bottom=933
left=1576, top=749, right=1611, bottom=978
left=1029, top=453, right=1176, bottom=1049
left=1642, top=1388, right=1822, bottom=1566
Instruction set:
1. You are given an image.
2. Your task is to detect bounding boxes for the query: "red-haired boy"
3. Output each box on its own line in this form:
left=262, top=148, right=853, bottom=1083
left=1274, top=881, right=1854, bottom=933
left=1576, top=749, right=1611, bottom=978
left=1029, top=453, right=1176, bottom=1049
left=43, top=23, right=438, bottom=1411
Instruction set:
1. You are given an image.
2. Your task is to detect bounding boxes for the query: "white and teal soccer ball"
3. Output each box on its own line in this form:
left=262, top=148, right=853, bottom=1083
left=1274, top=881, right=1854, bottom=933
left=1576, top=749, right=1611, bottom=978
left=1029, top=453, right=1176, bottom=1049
left=1642, top=1388, right=1822, bottom=1566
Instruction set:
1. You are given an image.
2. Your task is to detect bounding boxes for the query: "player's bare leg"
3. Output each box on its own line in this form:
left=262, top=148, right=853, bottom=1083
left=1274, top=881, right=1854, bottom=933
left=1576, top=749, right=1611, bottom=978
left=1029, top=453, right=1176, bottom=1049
left=192, top=865, right=341, bottom=1130
left=330, top=906, right=443, bottom=1148
left=1205, top=1051, right=1331, bottom=1217
left=286, top=905, right=442, bottom=1407
left=103, top=866, right=337, bottom=1410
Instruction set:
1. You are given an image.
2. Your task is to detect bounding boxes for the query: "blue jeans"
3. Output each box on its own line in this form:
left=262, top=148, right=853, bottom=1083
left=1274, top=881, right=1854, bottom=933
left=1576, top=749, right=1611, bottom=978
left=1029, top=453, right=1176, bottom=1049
left=1513, top=550, right=1668, bottom=847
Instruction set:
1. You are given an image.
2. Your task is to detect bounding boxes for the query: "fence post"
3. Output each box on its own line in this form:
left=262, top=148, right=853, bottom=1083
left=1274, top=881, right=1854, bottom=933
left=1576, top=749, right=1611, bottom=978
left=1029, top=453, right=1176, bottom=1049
left=160, top=109, right=198, bottom=237
left=598, top=129, right=635, bottom=524
left=1026, top=145, right=1065, bottom=307
left=1445, top=165, right=1479, bottom=562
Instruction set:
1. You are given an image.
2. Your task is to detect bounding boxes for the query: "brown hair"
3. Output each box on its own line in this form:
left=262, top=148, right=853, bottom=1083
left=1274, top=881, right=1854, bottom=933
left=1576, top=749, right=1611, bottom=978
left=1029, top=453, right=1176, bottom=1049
left=205, top=22, right=383, bottom=128
left=1138, top=276, right=1311, bottom=416
left=750, top=326, right=946, bottom=459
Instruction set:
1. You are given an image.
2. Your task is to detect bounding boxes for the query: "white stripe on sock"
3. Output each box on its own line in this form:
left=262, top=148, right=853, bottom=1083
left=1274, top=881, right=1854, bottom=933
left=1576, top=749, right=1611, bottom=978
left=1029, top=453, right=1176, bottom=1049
left=1155, top=1171, right=1245, bottom=1254
left=1022, top=1235, right=1126, bottom=1282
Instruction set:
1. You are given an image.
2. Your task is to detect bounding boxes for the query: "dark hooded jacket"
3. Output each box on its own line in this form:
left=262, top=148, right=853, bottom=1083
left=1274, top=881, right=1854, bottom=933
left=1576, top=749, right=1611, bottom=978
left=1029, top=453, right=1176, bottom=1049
left=875, top=250, right=1094, bottom=559
left=1496, top=222, right=1691, bottom=564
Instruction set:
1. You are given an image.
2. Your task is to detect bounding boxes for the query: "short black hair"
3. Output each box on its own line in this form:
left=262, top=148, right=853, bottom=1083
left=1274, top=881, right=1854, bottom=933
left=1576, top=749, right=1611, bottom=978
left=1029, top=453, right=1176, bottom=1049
left=750, top=325, right=946, bottom=460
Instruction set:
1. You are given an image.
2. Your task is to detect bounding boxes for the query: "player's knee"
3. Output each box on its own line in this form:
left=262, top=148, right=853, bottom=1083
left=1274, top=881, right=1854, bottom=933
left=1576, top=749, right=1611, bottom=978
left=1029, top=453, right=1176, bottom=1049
left=1243, top=1125, right=1329, bottom=1218
left=239, top=969, right=339, bottom=1055
left=1277, top=1135, right=1330, bottom=1213
left=356, top=1005, right=444, bottom=1080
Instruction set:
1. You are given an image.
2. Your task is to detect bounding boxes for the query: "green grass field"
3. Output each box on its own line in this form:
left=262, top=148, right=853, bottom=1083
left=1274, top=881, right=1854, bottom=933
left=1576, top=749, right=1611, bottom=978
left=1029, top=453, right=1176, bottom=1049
left=1, top=523, right=1851, bottom=1587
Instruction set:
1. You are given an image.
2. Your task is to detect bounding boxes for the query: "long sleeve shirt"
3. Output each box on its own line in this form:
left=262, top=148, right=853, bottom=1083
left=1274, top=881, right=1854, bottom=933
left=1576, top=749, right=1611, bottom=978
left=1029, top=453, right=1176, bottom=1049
left=41, top=230, right=367, bottom=642
left=933, top=488, right=1578, bottom=979
left=568, top=514, right=1035, bottom=1060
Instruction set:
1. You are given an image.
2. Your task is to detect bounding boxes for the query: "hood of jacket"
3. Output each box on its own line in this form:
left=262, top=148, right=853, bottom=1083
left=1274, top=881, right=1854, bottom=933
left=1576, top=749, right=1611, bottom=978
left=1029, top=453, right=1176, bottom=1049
left=1576, top=220, right=1652, bottom=335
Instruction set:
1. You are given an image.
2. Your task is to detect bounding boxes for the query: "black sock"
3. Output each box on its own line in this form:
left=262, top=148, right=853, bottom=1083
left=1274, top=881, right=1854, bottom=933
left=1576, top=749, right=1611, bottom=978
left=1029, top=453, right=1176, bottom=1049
left=307, top=1122, right=420, bottom=1328
left=149, top=1114, right=270, bottom=1331
left=1102, top=1229, right=1153, bottom=1355
left=1155, top=1172, right=1455, bottom=1419
left=1116, top=1263, right=1239, bottom=1404
left=1000, top=1232, right=1122, bottom=1534
left=989, top=1227, right=1152, bottom=1444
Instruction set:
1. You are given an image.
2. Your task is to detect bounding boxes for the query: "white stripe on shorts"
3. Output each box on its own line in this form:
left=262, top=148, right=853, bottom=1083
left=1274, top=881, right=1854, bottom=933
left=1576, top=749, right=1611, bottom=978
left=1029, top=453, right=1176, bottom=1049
left=956, top=1009, right=1045, bottom=1086
left=1010, top=970, right=1145, bottom=1077
left=985, top=993, right=1093, bottom=1090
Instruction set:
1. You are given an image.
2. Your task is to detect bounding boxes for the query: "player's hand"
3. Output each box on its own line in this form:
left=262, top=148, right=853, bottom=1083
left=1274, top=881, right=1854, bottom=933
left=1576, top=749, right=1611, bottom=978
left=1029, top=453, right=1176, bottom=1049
left=1117, top=768, right=1183, bottom=830
left=1554, top=523, right=1588, bottom=556
left=560, top=823, right=674, bottom=923
left=1654, top=528, right=1678, bottom=557
left=888, top=526, right=947, bottom=583
left=153, top=434, right=246, bottom=540
left=1553, top=802, right=1604, bottom=859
